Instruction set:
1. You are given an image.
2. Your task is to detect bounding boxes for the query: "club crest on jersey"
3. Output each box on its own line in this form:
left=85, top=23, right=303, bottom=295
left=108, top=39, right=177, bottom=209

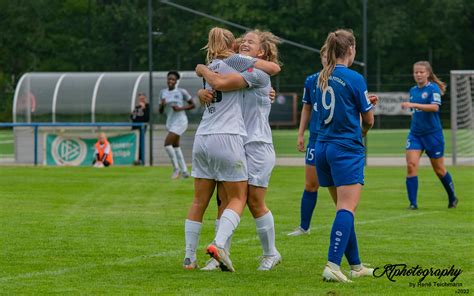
left=422, top=92, right=428, bottom=99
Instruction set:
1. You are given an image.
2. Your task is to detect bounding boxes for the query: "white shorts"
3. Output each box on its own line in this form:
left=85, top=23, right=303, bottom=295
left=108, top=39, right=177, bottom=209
left=245, top=142, right=275, bottom=187
left=191, top=134, right=248, bottom=182
left=167, top=121, right=188, bottom=136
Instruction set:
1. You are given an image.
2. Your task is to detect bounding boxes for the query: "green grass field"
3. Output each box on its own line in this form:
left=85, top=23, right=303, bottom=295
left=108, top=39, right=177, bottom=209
left=0, top=130, right=13, bottom=158
left=0, top=129, right=454, bottom=159
left=272, top=129, right=453, bottom=157
left=0, top=166, right=472, bottom=295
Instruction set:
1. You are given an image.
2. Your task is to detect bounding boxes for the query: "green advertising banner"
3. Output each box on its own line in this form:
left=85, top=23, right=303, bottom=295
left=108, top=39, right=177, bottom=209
left=45, top=132, right=138, bottom=166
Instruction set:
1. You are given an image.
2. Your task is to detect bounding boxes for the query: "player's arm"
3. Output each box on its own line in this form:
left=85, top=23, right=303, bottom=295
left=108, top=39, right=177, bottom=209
left=254, top=60, right=281, bottom=76
left=196, top=64, right=247, bottom=91
left=173, top=90, right=196, bottom=111
left=361, top=110, right=374, bottom=137
left=158, top=91, right=165, bottom=114
left=224, top=54, right=280, bottom=76
left=401, top=102, right=439, bottom=112
left=297, top=104, right=312, bottom=152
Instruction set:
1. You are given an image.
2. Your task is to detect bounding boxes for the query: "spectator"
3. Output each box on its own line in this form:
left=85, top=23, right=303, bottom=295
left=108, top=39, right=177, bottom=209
left=93, top=132, right=113, bottom=167
left=130, top=93, right=149, bottom=164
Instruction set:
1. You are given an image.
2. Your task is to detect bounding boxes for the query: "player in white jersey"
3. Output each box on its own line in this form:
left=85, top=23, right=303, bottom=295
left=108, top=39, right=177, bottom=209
left=159, top=71, right=195, bottom=179
left=197, top=30, right=282, bottom=271
left=183, top=27, right=280, bottom=272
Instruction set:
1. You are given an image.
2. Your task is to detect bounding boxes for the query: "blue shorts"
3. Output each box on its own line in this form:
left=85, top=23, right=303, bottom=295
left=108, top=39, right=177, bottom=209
left=406, top=130, right=444, bottom=159
left=315, top=141, right=365, bottom=187
left=305, top=138, right=316, bottom=166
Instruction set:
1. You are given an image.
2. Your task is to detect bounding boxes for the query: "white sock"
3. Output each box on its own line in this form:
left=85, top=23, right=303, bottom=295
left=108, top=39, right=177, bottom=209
left=185, top=219, right=202, bottom=261
left=214, top=219, right=220, bottom=234
left=215, top=209, right=240, bottom=249
left=215, top=218, right=232, bottom=254
left=327, top=261, right=341, bottom=271
left=255, top=211, right=277, bottom=256
left=174, top=147, right=188, bottom=173
left=165, top=145, right=179, bottom=170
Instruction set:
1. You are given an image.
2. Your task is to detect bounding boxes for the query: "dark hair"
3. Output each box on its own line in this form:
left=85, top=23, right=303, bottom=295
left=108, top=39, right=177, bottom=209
left=167, top=71, right=180, bottom=80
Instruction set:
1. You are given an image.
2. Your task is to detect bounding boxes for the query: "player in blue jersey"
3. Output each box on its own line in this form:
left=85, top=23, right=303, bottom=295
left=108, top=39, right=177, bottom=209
left=288, top=45, right=327, bottom=236
left=401, top=61, right=458, bottom=209
left=314, top=29, right=376, bottom=283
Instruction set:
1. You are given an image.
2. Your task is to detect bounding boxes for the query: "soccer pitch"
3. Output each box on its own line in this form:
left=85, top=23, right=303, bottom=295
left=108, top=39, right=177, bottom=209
left=0, top=166, right=472, bottom=294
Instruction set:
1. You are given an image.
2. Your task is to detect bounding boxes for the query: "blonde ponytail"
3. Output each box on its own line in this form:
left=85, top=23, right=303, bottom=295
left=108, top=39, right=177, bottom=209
left=203, top=27, right=235, bottom=64
left=317, top=29, right=355, bottom=91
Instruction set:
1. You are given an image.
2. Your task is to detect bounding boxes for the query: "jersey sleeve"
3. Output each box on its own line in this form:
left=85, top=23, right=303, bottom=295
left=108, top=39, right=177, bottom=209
left=302, top=75, right=313, bottom=105
left=223, top=54, right=257, bottom=72
left=429, top=84, right=442, bottom=105
left=352, top=74, right=373, bottom=113
left=159, top=89, right=164, bottom=100
left=180, top=88, right=192, bottom=101
left=240, top=68, right=270, bottom=89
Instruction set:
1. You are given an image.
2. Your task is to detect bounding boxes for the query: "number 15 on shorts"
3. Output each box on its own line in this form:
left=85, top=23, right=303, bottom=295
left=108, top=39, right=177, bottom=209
left=306, top=147, right=315, bottom=161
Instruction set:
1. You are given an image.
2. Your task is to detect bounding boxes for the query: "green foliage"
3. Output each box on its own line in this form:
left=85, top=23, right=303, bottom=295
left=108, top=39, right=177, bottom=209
left=0, top=0, right=473, bottom=121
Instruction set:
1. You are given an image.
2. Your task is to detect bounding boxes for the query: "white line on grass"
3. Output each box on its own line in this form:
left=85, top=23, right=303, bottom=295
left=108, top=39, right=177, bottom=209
left=0, top=211, right=439, bottom=282
left=0, top=237, right=259, bottom=282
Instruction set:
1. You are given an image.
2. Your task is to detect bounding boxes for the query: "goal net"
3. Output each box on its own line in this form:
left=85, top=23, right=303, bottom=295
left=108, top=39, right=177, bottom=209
left=450, top=70, right=474, bottom=165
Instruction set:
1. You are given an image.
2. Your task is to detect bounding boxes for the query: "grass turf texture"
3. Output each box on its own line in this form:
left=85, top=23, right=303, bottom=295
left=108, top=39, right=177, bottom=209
left=0, top=130, right=14, bottom=157
left=272, top=129, right=453, bottom=157
left=0, top=166, right=472, bottom=295
left=0, top=129, right=456, bottom=159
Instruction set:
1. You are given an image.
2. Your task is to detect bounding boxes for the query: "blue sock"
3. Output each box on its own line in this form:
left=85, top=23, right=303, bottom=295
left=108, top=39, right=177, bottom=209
left=300, top=190, right=318, bottom=231
left=440, top=172, right=456, bottom=203
left=328, top=209, right=353, bottom=266
left=406, top=176, right=418, bottom=206
left=345, top=223, right=361, bottom=265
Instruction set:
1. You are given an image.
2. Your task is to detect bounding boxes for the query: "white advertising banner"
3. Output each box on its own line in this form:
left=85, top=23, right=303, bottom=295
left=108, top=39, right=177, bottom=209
left=373, top=92, right=412, bottom=116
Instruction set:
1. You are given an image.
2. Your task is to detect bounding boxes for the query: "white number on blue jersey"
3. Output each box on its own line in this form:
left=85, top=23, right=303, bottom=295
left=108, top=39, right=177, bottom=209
left=322, top=86, right=335, bottom=124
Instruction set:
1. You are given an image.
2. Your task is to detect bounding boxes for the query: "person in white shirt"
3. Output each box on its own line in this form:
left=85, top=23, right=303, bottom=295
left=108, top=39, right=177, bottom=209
left=197, top=30, right=282, bottom=271
left=183, top=27, right=280, bottom=272
left=159, top=71, right=195, bottom=179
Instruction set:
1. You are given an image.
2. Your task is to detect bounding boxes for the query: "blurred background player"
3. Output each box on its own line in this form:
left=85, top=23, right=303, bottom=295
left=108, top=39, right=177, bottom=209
left=130, top=93, right=149, bottom=165
left=159, top=71, right=195, bottom=178
left=314, top=29, right=375, bottom=282
left=288, top=44, right=327, bottom=237
left=197, top=30, right=282, bottom=271
left=401, top=61, right=459, bottom=209
left=93, top=132, right=113, bottom=168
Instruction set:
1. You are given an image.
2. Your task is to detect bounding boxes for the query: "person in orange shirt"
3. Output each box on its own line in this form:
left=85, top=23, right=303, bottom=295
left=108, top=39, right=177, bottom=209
left=93, top=132, right=113, bottom=167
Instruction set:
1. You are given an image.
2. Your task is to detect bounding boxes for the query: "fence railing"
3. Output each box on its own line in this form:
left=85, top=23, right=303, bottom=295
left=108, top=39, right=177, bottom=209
left=0, top=122, right=146, bottom=166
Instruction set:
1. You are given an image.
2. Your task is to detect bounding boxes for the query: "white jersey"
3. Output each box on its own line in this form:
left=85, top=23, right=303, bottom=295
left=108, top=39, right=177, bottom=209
left=195, top=54, right=256, bottom=136
left=159, top=87, right=192, bottom=130
left=240, top=68, right=273, bottom=144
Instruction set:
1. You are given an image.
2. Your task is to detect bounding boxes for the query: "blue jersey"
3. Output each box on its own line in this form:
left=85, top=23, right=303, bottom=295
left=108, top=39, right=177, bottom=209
left=302, top=73, right=319, bottom=141
left=408, top=82, right=442, bottom=135
left=315, top=65, right=373, bottom=148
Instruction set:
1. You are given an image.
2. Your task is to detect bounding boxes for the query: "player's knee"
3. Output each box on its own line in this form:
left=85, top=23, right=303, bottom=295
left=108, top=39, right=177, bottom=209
left=434, top=167, right=446, bottom=178
left=192, top=199, right=208, bottom=212
left=305, top=181, right=319, bottom=192
left=247, top=199, right=266, bottom=217
left=406, top=161, right=418, bottom=174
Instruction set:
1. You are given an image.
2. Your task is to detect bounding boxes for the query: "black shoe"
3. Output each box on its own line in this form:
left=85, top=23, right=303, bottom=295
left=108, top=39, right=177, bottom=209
left=407, top=204, right=418, bottom=210
left=448, top=198, right=459, bottom=209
